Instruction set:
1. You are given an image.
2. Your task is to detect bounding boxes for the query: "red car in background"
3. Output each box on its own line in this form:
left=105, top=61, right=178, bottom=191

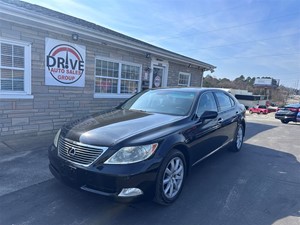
left=249, top=105, right=269, bottom=114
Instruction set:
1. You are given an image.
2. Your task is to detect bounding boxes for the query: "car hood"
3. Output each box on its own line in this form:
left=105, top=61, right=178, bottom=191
left=62, top=109, right=182, bottom=146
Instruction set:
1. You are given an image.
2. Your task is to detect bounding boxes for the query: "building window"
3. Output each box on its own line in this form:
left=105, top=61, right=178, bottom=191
left=0, top=39, right=32, bottom=99
left=178, top=72, right=191, bottom=87
left=95, top=58, right=141, bottom=98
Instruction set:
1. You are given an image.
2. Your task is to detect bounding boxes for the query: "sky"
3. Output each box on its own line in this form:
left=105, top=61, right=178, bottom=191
left=24, top=0, right=300, bottom=88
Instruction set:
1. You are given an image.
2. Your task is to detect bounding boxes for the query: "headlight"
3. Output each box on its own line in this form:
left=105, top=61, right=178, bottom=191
left=104, top=143, right=158, bottom=164
left=53, top=129, right=61, bottom=148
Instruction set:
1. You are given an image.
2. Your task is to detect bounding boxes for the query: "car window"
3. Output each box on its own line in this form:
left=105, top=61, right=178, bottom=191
left=121, top=89, right=196, bottom=116
left=215, top=91, right=234, bottom=111
left=196, top=92, right=218, bottom=117
left=229, top=97, right=236, bottom=107
left=286, top=104, right=300, bottom=108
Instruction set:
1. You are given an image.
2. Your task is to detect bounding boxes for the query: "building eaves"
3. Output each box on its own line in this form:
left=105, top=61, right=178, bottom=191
left=0, top=0, right=216, bottom=70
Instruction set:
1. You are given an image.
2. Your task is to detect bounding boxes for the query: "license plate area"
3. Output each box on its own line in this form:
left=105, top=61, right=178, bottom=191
left=62, top=164, right=77, bottom=180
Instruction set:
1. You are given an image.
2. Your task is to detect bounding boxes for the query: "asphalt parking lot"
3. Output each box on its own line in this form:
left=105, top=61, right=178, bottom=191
left=0, top=113, right=299, bottom=225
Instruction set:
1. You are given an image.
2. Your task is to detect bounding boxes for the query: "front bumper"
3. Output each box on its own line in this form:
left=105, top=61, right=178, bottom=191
left=48, top=144, right=160, bottom=200
left=275, top=114, right=296, bottom=121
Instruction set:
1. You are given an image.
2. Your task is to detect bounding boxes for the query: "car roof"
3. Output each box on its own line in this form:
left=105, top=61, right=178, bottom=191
left=286, top=103, right=300, bottom=107
left=151, top=87, right=228, bottom=94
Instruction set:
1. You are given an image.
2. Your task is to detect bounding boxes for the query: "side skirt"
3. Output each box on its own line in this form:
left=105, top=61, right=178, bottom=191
left=192, top=139, right=233, bottom=167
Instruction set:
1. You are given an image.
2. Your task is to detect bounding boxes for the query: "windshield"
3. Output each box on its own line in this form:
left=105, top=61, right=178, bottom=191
left=121, top=89, right=196, bottom=116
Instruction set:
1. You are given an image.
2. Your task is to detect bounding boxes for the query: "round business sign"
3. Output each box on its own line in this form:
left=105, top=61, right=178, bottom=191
left=46, top=44, right=85, bottom=84
left=154, top=75, right=161, bottom=87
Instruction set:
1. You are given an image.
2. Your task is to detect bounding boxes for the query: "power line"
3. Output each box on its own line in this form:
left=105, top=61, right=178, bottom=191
left=205, top=52, right=300, bottom=60
left=150, top=12, right=300, bottom=42
left=126, top=2, right=246, bottom=35
left=178, top=32, right=300, bottom=53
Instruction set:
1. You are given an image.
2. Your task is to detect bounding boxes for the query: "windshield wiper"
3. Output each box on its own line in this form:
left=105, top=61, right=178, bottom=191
left=129, top=109, right=148, bottom=113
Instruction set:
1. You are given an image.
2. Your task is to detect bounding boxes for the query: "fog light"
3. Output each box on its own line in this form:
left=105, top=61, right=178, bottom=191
left=118, top=188, right=143, bottom=197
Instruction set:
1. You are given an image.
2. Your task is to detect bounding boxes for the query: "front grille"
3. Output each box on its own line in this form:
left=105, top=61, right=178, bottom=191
left=58, top=137, right=108, bottom=167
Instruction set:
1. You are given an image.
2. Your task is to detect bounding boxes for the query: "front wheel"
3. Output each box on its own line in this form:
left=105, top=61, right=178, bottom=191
left=281, top=120, right=289, bottom=124
left=154, top=149, right=186, bottom=205
left=230, top=124, right=244, bottom=152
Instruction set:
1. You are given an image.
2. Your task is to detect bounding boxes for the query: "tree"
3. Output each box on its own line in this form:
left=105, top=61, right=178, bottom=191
left=202, top=75, right=298, bottom=105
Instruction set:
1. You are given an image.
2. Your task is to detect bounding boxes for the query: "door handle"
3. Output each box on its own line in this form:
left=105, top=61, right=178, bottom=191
left=218, top=118, right=224, bottom=124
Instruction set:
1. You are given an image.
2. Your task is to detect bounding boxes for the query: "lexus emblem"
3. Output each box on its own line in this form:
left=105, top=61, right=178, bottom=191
left=67, top=147, right=76, bottom=156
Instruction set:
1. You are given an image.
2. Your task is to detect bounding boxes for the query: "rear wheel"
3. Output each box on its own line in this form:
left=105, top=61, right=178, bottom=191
left=249, top=110, right=253, bottom=114
left=281, top=120, right=289, bottom=124
left=154, top=149, right=186, bottom=205
left=230, top=124, right=244, bottom=152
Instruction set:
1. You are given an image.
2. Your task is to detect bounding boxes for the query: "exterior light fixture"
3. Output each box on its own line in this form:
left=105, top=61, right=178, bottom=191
left=72, top=33, right=79, bottom=41
left=146, top=53, right=151, bottom=58
left=188, top=64, right=192, bottom=68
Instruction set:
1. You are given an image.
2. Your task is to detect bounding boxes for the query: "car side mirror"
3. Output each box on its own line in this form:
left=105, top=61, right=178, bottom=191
left=199, top=111, right=218, bottom=121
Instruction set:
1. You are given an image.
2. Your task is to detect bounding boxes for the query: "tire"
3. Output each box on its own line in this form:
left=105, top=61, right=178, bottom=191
left=249, top=110, right=253, bottom=114
left=230, top=123, right=244, bottom=152
left=154, top=149, right=186, bottom=205
left=281, top=120, right=289, bottom=124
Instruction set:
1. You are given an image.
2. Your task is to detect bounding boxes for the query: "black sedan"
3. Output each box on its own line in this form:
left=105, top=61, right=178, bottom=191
left=48, top=88, right=246, bottom=205
left=275, top=103, right=300, bottom=124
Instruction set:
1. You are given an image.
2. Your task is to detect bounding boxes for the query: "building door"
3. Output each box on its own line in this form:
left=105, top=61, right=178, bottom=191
left=152, top=66, right=165, bottom=88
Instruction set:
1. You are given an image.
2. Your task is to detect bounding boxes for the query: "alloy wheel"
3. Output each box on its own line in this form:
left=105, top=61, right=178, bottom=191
left=236, top=125, right=243, bottom=150
left=162, top=157, right=184, bottom=199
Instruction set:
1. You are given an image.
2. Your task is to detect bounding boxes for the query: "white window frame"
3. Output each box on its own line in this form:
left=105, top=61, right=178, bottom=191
left=178, top=72, right=191, bottom=87
left=150, top=58, right=169, bottom=88
left=0, top=38, right=32, bottom=99
left=94, top=57, right=142, bottom=99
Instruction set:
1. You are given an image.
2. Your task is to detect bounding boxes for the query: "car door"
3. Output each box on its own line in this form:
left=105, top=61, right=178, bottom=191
left=214, top=91, right=238, bottom=146
left=185, top=91, right=221, bottom=165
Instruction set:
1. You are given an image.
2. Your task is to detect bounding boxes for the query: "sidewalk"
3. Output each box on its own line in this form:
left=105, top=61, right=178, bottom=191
left=0, top=133, right=55, bottom=155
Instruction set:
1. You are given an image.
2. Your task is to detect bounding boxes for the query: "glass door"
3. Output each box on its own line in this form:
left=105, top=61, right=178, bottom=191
left=152, top=66, right=164, bottom=88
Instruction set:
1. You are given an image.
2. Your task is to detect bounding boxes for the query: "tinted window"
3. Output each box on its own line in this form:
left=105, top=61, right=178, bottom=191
left=196, top=92, right=218, bottom=117
left=230, top=97, right=236, bottom=107
left=121, top=89, right=196, bottom=116
left=286, top=104, right=300, bottom=108
left=215, top=92, right=234, bottom=111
